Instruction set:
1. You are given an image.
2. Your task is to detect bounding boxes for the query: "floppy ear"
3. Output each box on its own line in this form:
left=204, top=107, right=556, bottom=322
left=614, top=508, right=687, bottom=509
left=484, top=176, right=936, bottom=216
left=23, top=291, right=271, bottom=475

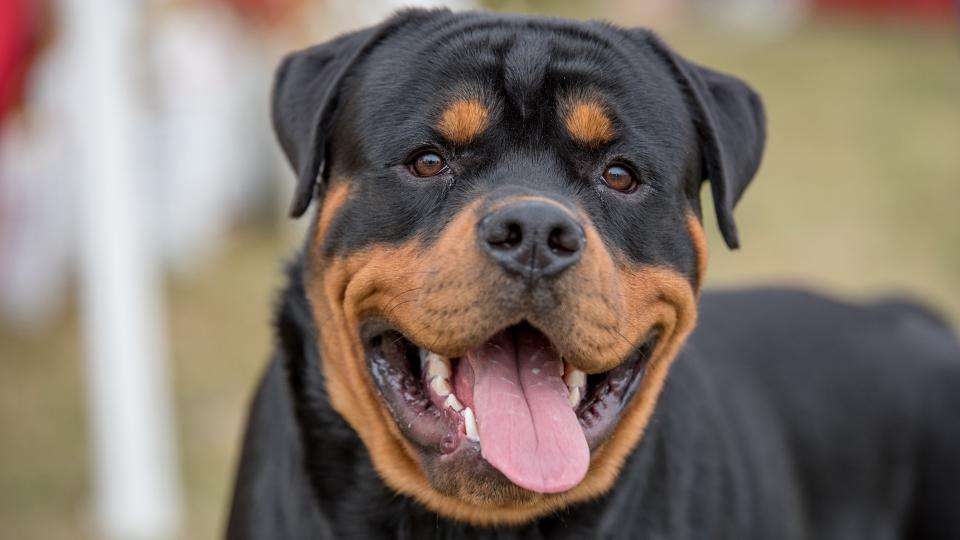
left=644, top=34, right=767, bottom=249
left=272, top=11, right=427, bottom=217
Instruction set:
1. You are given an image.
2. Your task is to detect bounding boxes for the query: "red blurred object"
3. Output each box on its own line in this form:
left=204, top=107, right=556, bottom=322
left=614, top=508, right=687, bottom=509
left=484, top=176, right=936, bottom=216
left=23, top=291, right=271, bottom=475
left=815, top=0, right=956, bottom=19
left=0, top=0, right=43, bottom=123
left=224, top=0, right=306, bottom=25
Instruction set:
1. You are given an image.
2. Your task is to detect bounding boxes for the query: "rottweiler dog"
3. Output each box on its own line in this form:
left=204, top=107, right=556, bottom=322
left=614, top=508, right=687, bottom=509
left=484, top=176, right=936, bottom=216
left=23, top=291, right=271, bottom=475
left=226, top=9, right=960, bottom=539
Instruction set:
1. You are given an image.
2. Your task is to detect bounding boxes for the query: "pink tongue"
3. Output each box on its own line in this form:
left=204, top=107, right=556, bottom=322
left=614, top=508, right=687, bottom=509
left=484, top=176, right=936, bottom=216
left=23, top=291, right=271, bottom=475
left=465, top=328, right=589, bottom=493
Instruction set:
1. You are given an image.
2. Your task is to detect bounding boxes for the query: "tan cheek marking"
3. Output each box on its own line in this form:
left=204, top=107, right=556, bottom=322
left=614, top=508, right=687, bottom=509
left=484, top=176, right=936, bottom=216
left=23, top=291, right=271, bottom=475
left=586, top=261, right=697, bottom=481
left=305, top=243, right=431, bottom=518
left=438, top=99, right=489, bottom=144
left=686, top=213, right=708, bottom=292
left=313, top=181, right=351, bottom=243
left=564, top=101, right=615, bottom=147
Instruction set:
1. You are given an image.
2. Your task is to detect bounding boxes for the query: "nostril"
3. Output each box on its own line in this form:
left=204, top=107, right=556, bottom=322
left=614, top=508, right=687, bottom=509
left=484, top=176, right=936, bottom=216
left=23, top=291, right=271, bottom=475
left=485, top=220, right=523, bottom=250
left=547, top=225, right=582, bottom=255
left=502, top=222, right=522, bottom=249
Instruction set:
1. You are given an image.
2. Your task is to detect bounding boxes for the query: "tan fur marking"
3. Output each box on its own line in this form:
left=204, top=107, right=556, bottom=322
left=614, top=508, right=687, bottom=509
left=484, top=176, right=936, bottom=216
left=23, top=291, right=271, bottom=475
left=564, top=100, right=615, bottom=147
left=314, top=181, right=350, bottom=242
left=305, top=198, right=697, bottom=525
left=438, top=99, right=489, bottom=144
left=686, top=213, right=708, bottom=292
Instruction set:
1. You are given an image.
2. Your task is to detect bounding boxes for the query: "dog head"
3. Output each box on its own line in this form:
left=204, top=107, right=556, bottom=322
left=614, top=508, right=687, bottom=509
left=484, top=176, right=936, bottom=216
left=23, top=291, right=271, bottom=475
left=272, top=9, right=764, bottom=525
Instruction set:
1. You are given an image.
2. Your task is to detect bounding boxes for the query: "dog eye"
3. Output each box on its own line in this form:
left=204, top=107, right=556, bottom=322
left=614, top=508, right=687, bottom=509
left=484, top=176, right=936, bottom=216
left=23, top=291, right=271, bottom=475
left=600, top=164, right=637, bottom=193
left=408, top=151, right=448, bottom=177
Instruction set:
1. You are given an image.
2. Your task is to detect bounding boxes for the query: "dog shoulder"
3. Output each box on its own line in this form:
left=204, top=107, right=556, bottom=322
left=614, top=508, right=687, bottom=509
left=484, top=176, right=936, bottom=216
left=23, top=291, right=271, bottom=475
left=226, top=354, right=334, bottom=540
left=693, top=287, right=959, bottom=443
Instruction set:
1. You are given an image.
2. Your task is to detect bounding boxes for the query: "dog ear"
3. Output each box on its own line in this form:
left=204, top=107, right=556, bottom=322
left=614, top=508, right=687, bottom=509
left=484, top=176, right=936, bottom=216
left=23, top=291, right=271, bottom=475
left=643, top=33, right=767, bottom=249
left=272, top=11, right=430, bottom=217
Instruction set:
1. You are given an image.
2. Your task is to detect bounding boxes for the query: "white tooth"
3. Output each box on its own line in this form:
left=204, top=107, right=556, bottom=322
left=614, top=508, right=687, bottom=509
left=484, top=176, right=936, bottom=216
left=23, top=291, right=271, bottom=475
left=563, top=366, right=586, bottom=388
left=463, top=407, right=480, bottom=442
left=444, top=393, right=463, bottom=412
left=567, top=385, right=581, bottom=408
left=427, top=353, right=451, bottom=379
left=430, top=376, right=451, bottom=397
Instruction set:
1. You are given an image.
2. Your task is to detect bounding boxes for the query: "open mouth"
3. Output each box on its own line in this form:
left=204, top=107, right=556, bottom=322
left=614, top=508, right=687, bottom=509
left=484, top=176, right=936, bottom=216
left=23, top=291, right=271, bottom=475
left=362, top=321, right=656, bottom=494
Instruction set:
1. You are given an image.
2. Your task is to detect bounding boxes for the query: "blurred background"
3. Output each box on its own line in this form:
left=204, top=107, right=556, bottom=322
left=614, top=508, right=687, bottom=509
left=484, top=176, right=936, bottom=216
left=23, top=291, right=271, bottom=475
left=0, top=0, right=957, bottom=538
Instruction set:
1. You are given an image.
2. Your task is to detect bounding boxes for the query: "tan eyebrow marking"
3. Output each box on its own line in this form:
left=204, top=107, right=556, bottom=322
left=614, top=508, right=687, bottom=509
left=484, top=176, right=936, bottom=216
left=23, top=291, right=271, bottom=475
left=563, top=99, right=616, bottom=147
left=438, top=99, right=490, bottom=144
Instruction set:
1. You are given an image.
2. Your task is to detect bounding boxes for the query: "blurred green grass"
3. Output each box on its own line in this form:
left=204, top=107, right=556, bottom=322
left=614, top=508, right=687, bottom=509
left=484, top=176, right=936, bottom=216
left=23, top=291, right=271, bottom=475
left=669, top=19, right=960, bottom=316
left=1, top=15, right=958, bottom=540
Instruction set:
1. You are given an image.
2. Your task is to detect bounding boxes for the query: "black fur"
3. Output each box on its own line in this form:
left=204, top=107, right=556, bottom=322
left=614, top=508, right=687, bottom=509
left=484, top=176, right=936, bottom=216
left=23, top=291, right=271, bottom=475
left=228, top=9, right=960, bottom=539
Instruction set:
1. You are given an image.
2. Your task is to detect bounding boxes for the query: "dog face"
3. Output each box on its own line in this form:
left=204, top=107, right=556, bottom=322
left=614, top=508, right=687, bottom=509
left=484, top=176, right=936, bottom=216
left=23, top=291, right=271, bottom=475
left=272, top=9, right=764, bottom=525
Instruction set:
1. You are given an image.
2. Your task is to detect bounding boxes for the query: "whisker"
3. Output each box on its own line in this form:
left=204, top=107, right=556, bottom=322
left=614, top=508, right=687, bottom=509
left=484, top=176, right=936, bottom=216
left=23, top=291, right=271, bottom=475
left=386, top=297, right=420, bottom=319
left=392, top=269, right=441, bottom=277
left=383, top=287, right=422, bottom=316
left=428, top=334, right=441, bottom=354
left=613, top=327, right=634, bottom=349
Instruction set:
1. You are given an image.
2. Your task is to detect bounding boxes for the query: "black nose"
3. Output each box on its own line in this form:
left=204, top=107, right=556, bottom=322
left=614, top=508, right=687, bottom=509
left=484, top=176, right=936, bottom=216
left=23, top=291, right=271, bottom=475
left=478, top=201, right=585, bottom=280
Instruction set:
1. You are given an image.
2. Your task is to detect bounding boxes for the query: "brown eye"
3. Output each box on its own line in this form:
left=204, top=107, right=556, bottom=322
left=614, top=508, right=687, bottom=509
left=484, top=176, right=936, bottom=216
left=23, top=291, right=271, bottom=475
left=601, top=164, right=637, bottom=192
left=409, top=152, right=447, bottom=177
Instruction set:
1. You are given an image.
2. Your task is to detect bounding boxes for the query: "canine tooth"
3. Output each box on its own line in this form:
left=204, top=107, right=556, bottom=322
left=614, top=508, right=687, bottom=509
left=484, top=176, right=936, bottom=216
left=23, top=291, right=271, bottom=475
left=567, top=385, right=582, bottom=408
left=427, top=353, right=451, bottom=379
left=563, top=366, right=586, bottom=388
left=463, top=407, right=480, bottom=442
left=430, top=376, right=451, bottom=397
left=444, top=393, right=463, bottom=412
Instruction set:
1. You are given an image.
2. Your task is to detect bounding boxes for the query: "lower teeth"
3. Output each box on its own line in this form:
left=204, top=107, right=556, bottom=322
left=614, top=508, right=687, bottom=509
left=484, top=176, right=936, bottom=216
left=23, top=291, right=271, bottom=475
left=444, top=393, right=464, bottom=412
left=463, top=407, right=480, bottom=442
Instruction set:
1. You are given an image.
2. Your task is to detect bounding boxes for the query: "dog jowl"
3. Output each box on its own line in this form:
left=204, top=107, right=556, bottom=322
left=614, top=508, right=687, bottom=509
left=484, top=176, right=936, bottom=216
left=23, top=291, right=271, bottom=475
left=271, top=9, right=764, bottom=525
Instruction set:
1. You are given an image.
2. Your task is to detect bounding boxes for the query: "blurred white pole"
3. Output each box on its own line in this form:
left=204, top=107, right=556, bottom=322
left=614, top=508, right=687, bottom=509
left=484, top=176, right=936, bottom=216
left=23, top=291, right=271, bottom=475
left=61, top=0, right=182, bottom=538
